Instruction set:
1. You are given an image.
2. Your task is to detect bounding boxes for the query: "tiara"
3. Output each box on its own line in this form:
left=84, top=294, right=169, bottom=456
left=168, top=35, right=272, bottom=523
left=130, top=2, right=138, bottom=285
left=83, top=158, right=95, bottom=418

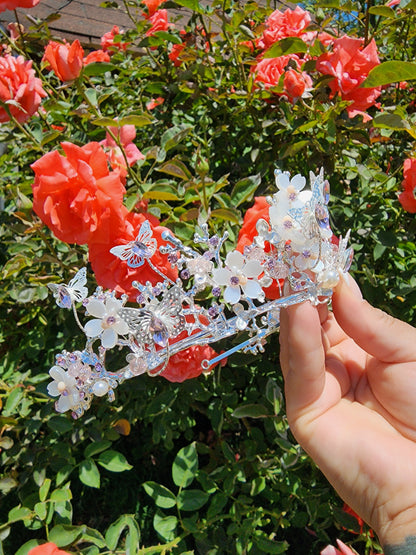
left=46, top=168, right=353, bottom=418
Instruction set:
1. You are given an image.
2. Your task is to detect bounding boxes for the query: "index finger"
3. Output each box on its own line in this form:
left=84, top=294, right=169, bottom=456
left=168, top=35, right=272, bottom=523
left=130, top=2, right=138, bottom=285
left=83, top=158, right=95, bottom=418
left=279, top=300, right=326, bottom=416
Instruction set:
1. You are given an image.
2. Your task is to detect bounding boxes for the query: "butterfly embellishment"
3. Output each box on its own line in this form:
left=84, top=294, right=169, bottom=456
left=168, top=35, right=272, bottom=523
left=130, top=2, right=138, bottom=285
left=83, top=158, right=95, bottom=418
left=110, top=220, right=157, bottom=268
left=119, top=286, right=186, bottom=347
left=48, top=267, right=88, bottom=309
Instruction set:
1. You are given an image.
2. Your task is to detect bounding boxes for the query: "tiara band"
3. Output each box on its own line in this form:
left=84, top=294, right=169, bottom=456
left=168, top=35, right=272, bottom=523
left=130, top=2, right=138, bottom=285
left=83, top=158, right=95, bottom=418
left=46, top=168, right=353, bottom=418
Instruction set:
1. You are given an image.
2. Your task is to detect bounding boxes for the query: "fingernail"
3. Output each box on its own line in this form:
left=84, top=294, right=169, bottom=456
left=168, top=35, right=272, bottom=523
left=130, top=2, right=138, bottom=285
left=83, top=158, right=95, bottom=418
left=340, top=272, right=363, bottom=300
left=283, top=279, right=291, bottom=296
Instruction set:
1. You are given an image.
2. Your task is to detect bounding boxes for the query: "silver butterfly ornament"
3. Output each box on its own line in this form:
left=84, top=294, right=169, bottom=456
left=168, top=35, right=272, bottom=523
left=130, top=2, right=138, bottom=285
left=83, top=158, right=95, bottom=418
left=110, top=220, right=157, bottom=268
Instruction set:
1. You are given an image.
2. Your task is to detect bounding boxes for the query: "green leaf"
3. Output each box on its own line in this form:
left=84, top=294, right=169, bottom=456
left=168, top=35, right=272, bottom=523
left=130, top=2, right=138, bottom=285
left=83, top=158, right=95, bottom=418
left=210, top=208, right=241, bottom=225
left=368, top=5, right=396, bottom=17
left=0, top=436, right=13, bottom=449
left=34, top=502, right=48, bottom=521
left=83, top=62, right=116, bottom=76
left=84, top=88, right=98, bottom=107
left=207, top=492, right=228, bottom=521
left=97, top=450, right=133, bottom=472
left=105, top=514, right=141, bottom=550
left=3, top=387, right=24, bottom=415
left=56, top=465, right=74, bottom=486
left=174, top=0, right=204, bottom=12
left=50, top=487, right=72, bottom=502
left=79, top=527, right=106, bottom=548
left=79, top=459, right=101, bottom=488
left=54, top=500, right=72, bottom=525
left=264, top=37, right=308, bottom=58
left=48, top=524, right=83, bottom=547
left=143, top=481, right=177, bottom=508
left=232, top=404, right=273, bottom=419
left=8, top=506, right=32, bottom=523
left=280, top=140, right=309, bottom=158
left=39, top=478, right=51, bottom=502
left=363, top=61, right=416, bottom=87
left=1, top=255, right=31, bottom=280
left=373, top=113, right=409, bottom=130
left=47, top=415, right=73, bottom=434
left=0, top=477, right=18, bottom=494
left=231, top=174, right=261, bottom=207
left=41, top=131, right=61, bottom=146
left=250, top=476, right=266, bottom=496
left=92, top=117, right=119, bottom=127
left=157, top=160, right=192, bottom=180
left=118, top=114, right=153, bottom=127
left=161, top=125, right=193, bottom=153
left=84, top=440, right=112, bottom=459
left=176, top=489, right=210, bottom=511
left=253, top=535, right=289, bottom=553
left=172, top=442, right=198, bottom=488
left=153, top=512, right=178, bottom=541
left=143, top=184, right=181, bottom=201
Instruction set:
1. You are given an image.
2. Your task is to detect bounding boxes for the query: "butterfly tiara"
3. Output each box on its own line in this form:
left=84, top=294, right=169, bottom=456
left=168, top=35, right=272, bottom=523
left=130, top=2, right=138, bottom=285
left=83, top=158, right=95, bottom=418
left=46, top=168, right=353, bottom=418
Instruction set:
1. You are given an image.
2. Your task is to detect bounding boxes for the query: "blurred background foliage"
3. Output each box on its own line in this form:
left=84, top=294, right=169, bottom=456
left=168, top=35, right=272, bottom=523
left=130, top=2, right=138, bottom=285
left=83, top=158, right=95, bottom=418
left=1, top=0, right=416, bottom=552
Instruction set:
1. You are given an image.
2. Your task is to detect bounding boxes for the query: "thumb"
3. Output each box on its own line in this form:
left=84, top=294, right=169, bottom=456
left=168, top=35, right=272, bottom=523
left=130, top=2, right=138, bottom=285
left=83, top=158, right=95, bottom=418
left=332, top=274, right=416, bottom=363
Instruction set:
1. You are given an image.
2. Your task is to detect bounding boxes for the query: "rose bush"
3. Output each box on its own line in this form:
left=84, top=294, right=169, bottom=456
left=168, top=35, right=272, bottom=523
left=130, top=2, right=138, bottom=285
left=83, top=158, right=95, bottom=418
left=1, top=0, right=415, bottom=553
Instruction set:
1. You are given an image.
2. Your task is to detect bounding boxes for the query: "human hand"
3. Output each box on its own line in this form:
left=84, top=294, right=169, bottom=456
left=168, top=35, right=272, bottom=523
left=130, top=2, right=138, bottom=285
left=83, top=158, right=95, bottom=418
left=279, top=274, right=416, bottom=549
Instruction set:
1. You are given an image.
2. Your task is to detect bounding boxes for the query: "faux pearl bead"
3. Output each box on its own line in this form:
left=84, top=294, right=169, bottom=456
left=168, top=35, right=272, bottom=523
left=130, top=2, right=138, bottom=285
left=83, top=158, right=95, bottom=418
left=92, top=380, right=109, bottom=397
left=320, top=269, right=339, bottom=289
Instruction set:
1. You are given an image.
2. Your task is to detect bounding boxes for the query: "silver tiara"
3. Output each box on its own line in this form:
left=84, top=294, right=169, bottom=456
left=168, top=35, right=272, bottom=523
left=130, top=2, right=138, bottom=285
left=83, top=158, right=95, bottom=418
left=46, top=168, right=353, bottom=418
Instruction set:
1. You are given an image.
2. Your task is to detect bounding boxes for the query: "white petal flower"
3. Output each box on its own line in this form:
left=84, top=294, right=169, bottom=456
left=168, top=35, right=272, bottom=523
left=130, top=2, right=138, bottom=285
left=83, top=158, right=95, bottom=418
left=47, top=365, right=79, bottom=413
left=84, top=296, right=128, bottom=347
left=294, top=243, right=320, bottom=271
left=212, top=250, right=264, bottom=304
left=224, top=285, right=241, bottom=304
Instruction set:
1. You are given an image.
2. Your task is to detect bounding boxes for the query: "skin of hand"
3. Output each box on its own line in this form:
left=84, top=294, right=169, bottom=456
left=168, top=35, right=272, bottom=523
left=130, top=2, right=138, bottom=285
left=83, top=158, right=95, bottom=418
left=279, top=274, right=416, bottom=548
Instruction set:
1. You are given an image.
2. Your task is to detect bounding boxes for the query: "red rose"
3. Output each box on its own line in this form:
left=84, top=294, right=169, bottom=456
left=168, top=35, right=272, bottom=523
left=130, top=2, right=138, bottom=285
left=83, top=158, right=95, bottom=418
left=253, top=55, right=312, bottom=103
left=316, top=35, right=381, bottom=120
left=0, top=0, right=39, bottom=12
left=236, top=196, right=283, bottom=300
left=257, top=6, right=311, bottom=50
left=31, top=142, right=126, bottom=245
left=142, top=0, right=165, bottom=18
left=399, top=158, right=416, bottom=213
left=101, top=25, right=130, bottom=52
left=0, top=55, right=46, bottom=123
left=43, top=40, right=84, bottom=82
left=146, top=9, right=170, bottom=36
left=88, top=208, right=178, bottom=300
left=83, top=49, right=111, bottom=65
left=28, top=542, right=70, bottom=555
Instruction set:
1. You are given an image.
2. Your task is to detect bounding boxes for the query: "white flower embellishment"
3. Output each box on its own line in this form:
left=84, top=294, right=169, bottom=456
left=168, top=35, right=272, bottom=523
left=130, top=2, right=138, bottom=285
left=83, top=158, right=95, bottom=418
left=212, top=250, right=264, bottom=305
left=84, top=297, right=129, bottom=349
left=47, top=365, right=80, bottom=413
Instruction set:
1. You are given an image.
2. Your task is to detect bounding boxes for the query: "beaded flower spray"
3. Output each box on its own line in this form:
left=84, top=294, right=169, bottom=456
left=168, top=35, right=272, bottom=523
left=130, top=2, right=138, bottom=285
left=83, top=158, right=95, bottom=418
left=47, top=169, right=353, bottom=418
